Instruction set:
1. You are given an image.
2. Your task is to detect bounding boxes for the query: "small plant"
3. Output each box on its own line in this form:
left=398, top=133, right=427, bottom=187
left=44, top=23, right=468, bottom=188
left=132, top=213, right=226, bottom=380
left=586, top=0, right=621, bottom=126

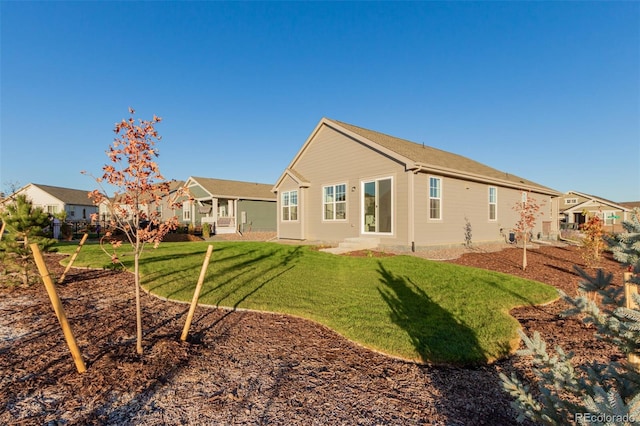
left=0, top=194, right=57, bottom=285
left=512, top=192, right=544, bottom=271
left=463, top=217, right=472, bottom=248
left=580, top=210, right=606, bottom=267
left=202, top=222, right=211, bottom=239
left=84, top=107, right=186, bottom=354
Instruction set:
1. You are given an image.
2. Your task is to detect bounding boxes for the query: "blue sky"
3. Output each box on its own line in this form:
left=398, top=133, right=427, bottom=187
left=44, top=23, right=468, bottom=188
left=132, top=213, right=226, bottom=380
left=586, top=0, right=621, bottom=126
left=1, top=1, right=639, bottom=201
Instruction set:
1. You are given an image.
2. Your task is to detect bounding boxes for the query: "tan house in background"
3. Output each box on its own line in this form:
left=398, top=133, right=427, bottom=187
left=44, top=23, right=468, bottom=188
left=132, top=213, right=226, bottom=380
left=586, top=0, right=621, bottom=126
left=273, top=118, right=561, bottom=251
left=558, top=190, right=634, bottom=233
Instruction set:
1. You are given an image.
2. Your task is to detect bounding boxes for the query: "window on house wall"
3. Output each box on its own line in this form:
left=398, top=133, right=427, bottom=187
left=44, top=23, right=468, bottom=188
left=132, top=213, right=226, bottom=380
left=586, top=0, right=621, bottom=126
left=429, top=177, right=442, bottom=220
left=323, top=184, right=346, bottom=220
left=46, top=205, right=58, bottom=214
left=488, top=186, right=497, bottom=221
left=183, top=201, right=191, bottom=221
left=282, top=190, right=298, bottom=221
left=565, top=198, right=578, bottom=205
left=603, top=211, right=616, bottom=225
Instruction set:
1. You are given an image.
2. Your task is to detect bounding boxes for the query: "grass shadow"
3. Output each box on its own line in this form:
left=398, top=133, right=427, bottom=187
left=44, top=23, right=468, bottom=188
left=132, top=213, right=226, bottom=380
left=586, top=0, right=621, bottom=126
left=377, top=262, right=486, bottom=365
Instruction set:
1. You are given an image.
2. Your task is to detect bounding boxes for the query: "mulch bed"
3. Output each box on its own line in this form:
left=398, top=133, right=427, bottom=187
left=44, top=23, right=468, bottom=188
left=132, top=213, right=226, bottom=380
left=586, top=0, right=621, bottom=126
left=0, top=244, right=625, bottom=425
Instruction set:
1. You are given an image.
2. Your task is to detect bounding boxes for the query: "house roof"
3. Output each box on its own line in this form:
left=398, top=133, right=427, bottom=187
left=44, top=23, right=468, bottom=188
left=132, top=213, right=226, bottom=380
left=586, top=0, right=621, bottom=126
left=29, top=183, right=95, bottom=206
left=620, top=201, right=640, bottom=209
left=189, top=177, right=276, bottom=201
left=560, top=190, right=630, bottom=212
left=327, top=119, right=559, bottom=195
left=274, top=118, right=559, bottom=195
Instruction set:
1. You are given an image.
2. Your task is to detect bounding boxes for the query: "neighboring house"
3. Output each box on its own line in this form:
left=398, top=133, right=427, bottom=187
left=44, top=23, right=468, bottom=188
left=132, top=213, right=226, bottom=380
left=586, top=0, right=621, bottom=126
left=98, top=180, right=184, bottom=225
left=558, top=191, right=634, bottom=233
left=273, top=118, right=561, bottom=251
left=145, top=179, right=185, bottom=223
left=2, top=183, right=97, bottom=222
left=176, top=176, right=277, bottom=234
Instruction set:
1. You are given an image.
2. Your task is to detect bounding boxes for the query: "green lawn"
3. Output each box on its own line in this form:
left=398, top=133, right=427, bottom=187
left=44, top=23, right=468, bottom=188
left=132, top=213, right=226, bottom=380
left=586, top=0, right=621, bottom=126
left=56, top=241, right=558, bottom=365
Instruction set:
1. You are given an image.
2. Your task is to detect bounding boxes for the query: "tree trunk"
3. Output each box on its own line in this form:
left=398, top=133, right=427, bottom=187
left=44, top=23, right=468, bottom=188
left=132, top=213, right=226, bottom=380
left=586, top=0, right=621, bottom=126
left=522, top=231, right=528, bottom=271
left=134, top=237, right=143, bottom=355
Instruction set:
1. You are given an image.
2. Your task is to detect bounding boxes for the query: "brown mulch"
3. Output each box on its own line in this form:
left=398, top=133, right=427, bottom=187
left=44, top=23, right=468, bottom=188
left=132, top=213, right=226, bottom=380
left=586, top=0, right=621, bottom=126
left=0, top=244, right=625, bottom=425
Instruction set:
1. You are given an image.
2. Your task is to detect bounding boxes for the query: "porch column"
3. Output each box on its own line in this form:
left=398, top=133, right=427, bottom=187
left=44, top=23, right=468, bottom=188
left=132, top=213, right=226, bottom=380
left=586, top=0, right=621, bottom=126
left=228, top=199, right=235, bottom=217
left=212, top=198, right=219, bottom=222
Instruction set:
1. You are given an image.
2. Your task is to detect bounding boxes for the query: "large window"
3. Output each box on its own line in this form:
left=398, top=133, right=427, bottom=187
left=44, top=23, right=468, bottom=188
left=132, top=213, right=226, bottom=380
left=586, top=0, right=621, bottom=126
left=323, top=184, right=346, bottom=220
left=429, top=177, right=442, bottom=220
left=488, top=186, right=497, bottom=221
left=282, top=190, right=298, bottom=221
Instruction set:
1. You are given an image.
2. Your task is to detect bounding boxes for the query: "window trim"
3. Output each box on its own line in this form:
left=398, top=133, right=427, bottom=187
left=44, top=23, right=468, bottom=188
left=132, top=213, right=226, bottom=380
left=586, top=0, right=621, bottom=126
left=182, top=200, right=191, bottom=221
left=322, top=183, right=347, bottom=221
left=428, top=176, right=442, bottom=220
left=281, top=190, right=299, bottom=222
left=488, top=186, right=497, bottom=221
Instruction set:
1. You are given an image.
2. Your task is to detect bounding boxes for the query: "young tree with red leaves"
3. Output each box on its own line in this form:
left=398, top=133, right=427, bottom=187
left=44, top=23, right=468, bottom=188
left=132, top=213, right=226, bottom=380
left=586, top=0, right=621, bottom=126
left=512, top=191, right=544, bottom=271
left=580, top=210, right=606, bottom=267
left=84, top=108, right=184, bottom=354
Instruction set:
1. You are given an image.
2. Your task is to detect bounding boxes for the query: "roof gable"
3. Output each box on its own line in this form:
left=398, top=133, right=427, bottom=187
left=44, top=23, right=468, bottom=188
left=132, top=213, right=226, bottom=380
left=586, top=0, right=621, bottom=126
left=561, top=190, right=630, bottom=212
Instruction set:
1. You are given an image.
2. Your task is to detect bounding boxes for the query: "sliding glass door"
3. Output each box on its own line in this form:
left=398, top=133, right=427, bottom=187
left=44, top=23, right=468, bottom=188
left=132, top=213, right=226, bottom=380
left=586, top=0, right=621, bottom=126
left=362, top=178, right=392, bottom=234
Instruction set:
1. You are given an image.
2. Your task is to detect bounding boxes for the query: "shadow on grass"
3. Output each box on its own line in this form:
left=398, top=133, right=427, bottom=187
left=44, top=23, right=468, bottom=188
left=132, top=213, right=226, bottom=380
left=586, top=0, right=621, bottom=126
left=377, top=262, right=487, bottom=365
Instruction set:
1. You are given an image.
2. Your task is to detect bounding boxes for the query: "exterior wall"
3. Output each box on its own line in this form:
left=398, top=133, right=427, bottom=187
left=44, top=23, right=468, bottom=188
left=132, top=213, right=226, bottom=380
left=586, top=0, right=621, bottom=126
left=65, top=204, right=96, bottom=221
left=282, top=126, right=409, bottom=246
left=22, top=186, right=63, bottom=214
left=412, top=176, right=553, bottom=248
left=238, top=200, right=276, bottom=232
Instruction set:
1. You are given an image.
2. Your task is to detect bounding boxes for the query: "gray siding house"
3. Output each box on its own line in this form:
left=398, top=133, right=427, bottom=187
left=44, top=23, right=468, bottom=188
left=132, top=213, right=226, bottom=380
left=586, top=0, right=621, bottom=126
left=273, top=118, right=561, bottom=251
left=178, top=176, right=276, bottom=234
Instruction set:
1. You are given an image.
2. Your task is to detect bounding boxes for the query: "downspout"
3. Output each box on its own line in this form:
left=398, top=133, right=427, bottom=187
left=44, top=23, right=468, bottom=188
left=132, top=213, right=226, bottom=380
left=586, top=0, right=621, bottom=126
left=408, top=170, right=415, bottom=252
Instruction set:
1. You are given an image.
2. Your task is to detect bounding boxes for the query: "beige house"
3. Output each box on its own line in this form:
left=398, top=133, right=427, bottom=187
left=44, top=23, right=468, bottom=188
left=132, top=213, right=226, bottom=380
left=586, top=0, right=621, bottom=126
left=273, top=118, right=561, bottom=251
left=558, top=191, right=634, bottom=233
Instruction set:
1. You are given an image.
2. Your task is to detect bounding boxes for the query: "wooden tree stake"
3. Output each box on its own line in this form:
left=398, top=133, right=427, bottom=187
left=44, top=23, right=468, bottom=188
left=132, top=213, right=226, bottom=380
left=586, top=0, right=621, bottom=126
left=624, top=272, right=640, bottom=369
left=58, top=233, right=88, bottom=284
left=0, top=220, right=5, bottom=241
left=30, top=243, right=87, bottom=373
left=181, top=244, right=214, bottom=341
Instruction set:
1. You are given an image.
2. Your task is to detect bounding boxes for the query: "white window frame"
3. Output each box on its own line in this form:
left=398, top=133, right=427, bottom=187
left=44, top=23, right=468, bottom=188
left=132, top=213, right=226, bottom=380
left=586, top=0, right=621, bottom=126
left=603, top=210, right=616, bottom=225
left=183, top=200, right=191, bottom=221
left=429, top=176, right=442, bottom=220
left=565, top=198, right=578, bottom=205
left=361, top=176, right=394, bottom=235
left=488, top=186, right=497, bottom=221
left=281, top=190, right=298, bottom=222
left=322, top=183, right=347, bottom=221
